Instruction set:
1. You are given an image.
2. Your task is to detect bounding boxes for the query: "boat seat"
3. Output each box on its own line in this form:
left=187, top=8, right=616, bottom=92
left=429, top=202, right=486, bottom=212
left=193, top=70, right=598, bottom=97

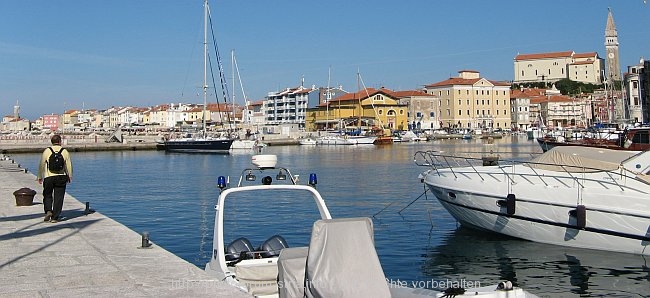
left=258, top=235, right=289, bottom=258
left=304, top=217, right=390, bottom=298
left=225, top=237, right=254, bottom=261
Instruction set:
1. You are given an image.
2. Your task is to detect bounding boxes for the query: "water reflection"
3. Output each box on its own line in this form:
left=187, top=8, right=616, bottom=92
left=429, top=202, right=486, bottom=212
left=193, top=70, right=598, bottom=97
left=423, top=227, right=650, bottom=297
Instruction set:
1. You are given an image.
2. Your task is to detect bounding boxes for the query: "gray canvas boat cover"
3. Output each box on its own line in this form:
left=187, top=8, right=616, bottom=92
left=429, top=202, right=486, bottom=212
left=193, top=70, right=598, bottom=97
left=304, top=217, right=390, bottom=298
left=529, top=146, right=637, bottom=173
left=277, top=247, right=308, bottom=298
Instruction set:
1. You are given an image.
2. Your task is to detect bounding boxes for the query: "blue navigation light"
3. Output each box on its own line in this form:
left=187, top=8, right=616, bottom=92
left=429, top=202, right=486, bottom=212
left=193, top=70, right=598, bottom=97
left=217, top=176, right=226, bottom=189
left=309, top=173, right=317, bottom=186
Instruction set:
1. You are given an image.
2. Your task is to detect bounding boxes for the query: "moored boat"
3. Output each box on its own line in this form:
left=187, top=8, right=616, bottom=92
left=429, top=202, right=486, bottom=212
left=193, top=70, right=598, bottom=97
left=298, top=137, right=317, bottom=145
left=415, top=146, right=650, bottom=255
left=205, top=154, right=537, bottom=297
left=536, top=126, right=650, bottom=152
left=162, top=0, right=234, bottom=153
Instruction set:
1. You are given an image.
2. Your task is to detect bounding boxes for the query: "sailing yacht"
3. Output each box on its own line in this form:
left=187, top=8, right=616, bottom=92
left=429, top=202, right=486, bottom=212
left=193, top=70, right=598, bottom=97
left=162, top=0, right=234, bottom=153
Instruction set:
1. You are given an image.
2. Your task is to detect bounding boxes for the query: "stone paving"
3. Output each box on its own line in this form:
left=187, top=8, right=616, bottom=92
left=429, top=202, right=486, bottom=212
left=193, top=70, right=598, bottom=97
left=0, top=155, right=250, bottom=298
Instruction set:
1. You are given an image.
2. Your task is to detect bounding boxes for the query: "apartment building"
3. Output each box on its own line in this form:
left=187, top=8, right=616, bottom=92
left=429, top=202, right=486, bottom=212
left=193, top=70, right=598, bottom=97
left=265, top=86, right=318, bottom=128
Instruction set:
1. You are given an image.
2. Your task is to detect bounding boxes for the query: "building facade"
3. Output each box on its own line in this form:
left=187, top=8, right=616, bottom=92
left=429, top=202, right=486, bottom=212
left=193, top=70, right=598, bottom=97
left=624, top=61, right=645, bottom=123
left=513, top=51, right=605, bottom=85
left=394, top=90, right=441, bottom=131
left=424, top=70, right=511, bottom=131
left=264, top=86, right=317, bottom=128
left=305, top=87, right=408, bottom=132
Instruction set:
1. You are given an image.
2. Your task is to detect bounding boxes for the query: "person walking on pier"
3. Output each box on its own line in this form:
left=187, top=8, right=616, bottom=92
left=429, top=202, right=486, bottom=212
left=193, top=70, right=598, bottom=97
left=37, top=134, right=73, bottom=223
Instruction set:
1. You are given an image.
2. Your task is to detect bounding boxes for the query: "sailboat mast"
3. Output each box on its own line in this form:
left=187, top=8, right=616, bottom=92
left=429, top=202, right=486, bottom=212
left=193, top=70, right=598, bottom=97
left=326, top=66, right=331, bottom=130
left=202, top=0, right=208, bottom=135
left=357, top=71, right=361, bottom=132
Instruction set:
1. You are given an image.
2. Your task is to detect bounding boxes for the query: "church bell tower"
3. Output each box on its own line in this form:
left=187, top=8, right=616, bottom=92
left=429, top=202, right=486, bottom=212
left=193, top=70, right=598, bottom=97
left=605, top=8, right=621, bottom=81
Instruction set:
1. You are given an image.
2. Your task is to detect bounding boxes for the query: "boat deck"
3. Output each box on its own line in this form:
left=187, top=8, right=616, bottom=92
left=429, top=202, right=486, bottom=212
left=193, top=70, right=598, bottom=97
left=0, top=156, right=250, bottom=297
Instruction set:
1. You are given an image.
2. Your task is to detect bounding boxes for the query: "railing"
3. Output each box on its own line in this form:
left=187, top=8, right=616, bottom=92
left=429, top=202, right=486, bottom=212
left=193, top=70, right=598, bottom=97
left=413, top=150, right=641, bottom=193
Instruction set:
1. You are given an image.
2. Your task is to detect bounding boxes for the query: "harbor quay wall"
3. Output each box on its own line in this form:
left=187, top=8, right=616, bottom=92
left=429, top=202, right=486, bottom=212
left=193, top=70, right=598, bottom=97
left=0, top=156, right=251, bottom=297
left=0, top=133, right=300, bottom=154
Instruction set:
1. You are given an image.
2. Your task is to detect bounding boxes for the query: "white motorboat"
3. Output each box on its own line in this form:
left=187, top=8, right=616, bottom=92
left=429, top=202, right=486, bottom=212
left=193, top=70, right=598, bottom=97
left=298, top=137, right=317, bottom=145
left=415, top=146, right=650, bottom=256
left=347, top=135, right=377, bottom=144
left=316, top=135, right=355, bottom=145
left=205, top=154, right=537, bottom=298
left=231, top=139, right=265, bottom=150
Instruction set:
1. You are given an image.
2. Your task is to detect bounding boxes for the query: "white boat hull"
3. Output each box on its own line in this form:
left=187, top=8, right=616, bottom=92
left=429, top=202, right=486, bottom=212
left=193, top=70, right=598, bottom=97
left=417, top=149, right=650, bottom=256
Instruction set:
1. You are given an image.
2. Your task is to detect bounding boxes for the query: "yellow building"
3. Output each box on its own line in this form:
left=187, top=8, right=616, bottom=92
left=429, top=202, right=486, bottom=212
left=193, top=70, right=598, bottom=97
left=424, top=70, right=511, bottom=130
left=305, top=87, right=408, bottom=132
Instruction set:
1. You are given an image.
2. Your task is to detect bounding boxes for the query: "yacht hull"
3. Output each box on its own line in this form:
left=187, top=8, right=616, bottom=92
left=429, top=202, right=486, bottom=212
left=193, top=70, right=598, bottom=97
left=417, top=148, right=650, bottom=255
left=163, top=139, right=233, bottom=153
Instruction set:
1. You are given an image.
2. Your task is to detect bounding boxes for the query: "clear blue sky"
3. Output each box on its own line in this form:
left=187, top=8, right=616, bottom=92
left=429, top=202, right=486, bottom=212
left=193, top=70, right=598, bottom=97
left=2, top=0, right=649, bottom=120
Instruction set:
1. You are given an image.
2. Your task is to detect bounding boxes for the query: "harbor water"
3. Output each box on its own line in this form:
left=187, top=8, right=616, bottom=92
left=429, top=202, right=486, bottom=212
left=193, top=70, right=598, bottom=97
left=11, top=136, right=650, bottom=297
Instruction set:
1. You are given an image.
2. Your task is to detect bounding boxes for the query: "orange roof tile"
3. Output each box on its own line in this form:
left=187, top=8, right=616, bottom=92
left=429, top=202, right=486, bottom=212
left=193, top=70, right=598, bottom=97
left=573, top=52, right=598, bottom=58
left=515, top=51, right=574, bottom=60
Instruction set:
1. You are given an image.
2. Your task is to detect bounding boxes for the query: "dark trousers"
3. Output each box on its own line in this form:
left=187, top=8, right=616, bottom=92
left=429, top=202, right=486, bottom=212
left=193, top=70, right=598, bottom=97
left=43, top=175, right=68, bottom=219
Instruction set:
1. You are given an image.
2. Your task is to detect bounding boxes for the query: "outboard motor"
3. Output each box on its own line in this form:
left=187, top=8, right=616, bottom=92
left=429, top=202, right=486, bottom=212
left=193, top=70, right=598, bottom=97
left=225, top=237, right=254, bottom=261
left=258, top=235, right=289, bottom=258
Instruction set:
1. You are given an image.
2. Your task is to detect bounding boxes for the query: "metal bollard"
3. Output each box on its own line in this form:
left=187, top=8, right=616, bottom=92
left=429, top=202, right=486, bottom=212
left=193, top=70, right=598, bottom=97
left=140, top=231, right=152, bottom=248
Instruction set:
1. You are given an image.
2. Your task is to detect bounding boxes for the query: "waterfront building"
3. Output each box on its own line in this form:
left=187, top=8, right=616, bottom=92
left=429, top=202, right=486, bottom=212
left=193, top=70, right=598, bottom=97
left=394, top=90, right=441, bottom=131
left=423, top=70, right=511, bottom=131
left=644, top=60, right=650, bottom=123
left=305, top=87, right=408, bottom=132
left=246, top=100, right=266, bottom=127
left=510, top=88, right=545, bottom=131
left=534, top=93, right=590, bottom=129
left=624, top=60, right=645, bottom=123
left=264, top=85, right=318, bottom=129
left=1, top=116, right=30, bottom=132
left=513, top=51, right=605, bottom=85
left=42, top=114, right=59, bottom=131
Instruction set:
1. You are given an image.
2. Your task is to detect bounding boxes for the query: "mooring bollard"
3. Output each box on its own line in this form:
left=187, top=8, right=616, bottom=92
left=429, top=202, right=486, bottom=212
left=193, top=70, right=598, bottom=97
left=140, top=231, right=152, bottom=248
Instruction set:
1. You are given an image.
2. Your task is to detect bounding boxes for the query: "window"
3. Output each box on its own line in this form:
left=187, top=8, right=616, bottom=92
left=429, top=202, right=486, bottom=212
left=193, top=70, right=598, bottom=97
left=632, top=131, right=650, bottom=144
left=399, top=109, right=404, bottom=115
left=458, top=110, right=462, bottom=116
left=467, top=110, right=470, bottom=115
left=467, top=100, right=470, bottom=105
left=429, top=112, right=435, bottom=117
left=378, top=110, right=383, bottom=115
left=458, top=100, right=461, bottom=105
left=481, top=100, right=485, bottom=105
left=416, top=112, right=422, bottom=118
